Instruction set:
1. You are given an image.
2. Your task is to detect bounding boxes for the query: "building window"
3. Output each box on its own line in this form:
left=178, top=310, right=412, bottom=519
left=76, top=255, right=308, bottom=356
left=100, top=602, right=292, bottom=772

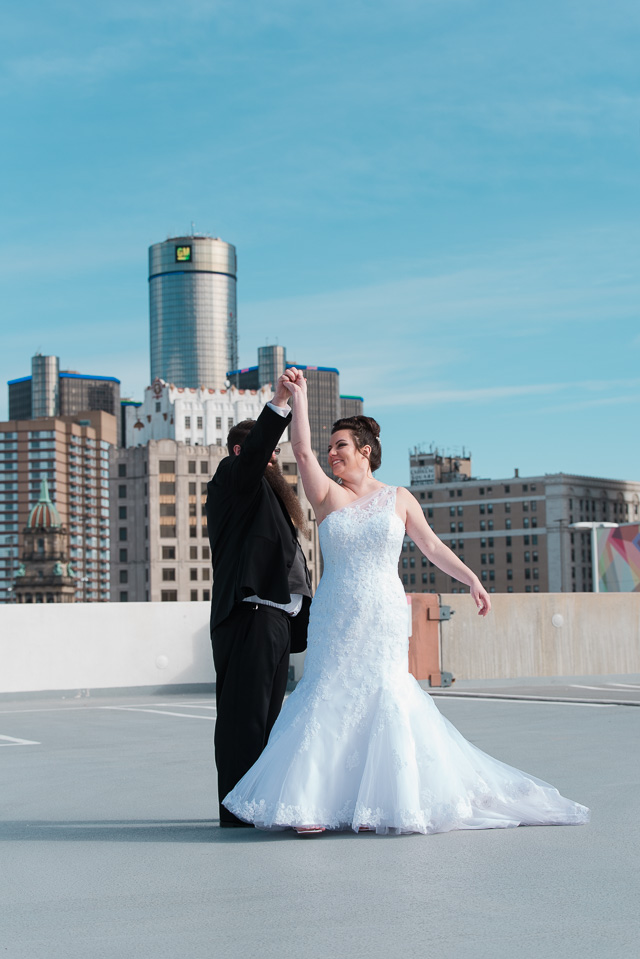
left=202, top=568, right=210, bottom=581
left=479, top=504, right=485, bottom=515
left=409, top=557, right=415, bottom=568
left=160, top=482, right=175, bottom=495
left=450, top=506, right=455, bottom=516
left=524, top=551, right=530, bottom=562
left=489, top=553, right=494, bottom=565
left=525, top=568, right=531, bottom=580
left=480, top=521, right=486, bottom=531
left=119, top=528, right=127, bottom=541
left=188, top=462, right=196, bottom=474
left=160, top=503, right=176, bottom=516
left=506, top=552, right=512, bottom=564
left=162, top=569, right=176, bottom=581
left=533, top=568, right=539, bottom=580
left=185, top=416, right=191, bottom=430
left=159, top=460, right=175, bottom=473
left=489, top=570, right=495, bottom=581
left=120, top=591, right=128, bottom=602
left=481, top=554, right=487, bottom=565
left=505, top=519, right=511, bottom=529
left=450, top=523, right=456, bottom=533
left=523, top=517, right=529, bottom=528
left=203, top=590, right=210, bottom=601
left=119, top=506, right=127, bottom=520
left=481, top=570, right=488, bottom=582
left=190, top=568, right=198, bottom=581
left=118, top=485, right=126, bottom=498
left=507, top=569, right=513, bottom=580
left=403, top=574, right=408, bottom=585
left=216, top=417, right=222, bottom=429
left=506, top=536, right=512, bottom=546
left=458, top=522, right=464, bottom=532
left=402, top=558, right=408, bottom=568
left=531, top=517, right=537, bottom=528
left=161, top=591, right=178, bottom=602
left=410, top=574, right=415, bottom=585
left=200, top=461, right=208, bottom=474
left=162, top=546, right=176, bottom=559
left=202, top=546, right=210, bottom=560
left=197, top=417, right=203, bottom=430
left=190, top=590, right=198, bottom=602
left=427, top=508, right=433, bottom=518
left=119, top=548, right=128, bottom=562
left=160, top=526, right=176, bottom=538
left=118, top=464, right=126, bottom=477
left=531, top=501, right=537, bottom=511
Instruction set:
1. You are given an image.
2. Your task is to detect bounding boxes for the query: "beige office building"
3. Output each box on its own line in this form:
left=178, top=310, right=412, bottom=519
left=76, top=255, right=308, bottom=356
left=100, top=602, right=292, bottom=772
left=401, top=450, right=640, bottom=594
left=0, top=411, right=117, bottom=603
left=110, top=440, right=320, bottom=603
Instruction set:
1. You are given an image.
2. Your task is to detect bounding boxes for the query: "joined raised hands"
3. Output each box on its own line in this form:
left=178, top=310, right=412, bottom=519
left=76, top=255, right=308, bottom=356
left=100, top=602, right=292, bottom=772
left=279, top=366, right=307, bottom=397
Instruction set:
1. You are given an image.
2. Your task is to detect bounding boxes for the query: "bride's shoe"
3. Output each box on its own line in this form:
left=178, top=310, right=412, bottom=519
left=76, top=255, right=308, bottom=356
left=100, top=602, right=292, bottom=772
left=294, top=826, right=325, bottom=836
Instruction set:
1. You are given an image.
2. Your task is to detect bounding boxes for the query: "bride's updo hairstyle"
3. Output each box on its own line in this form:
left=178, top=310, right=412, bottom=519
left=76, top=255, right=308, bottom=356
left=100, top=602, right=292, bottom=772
left=330, top=415, right=382, bottom=472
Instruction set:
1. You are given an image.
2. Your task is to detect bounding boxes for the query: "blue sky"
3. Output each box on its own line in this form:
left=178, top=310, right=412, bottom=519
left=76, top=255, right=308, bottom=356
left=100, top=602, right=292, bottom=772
left=1, top=0, right=638, bottom=485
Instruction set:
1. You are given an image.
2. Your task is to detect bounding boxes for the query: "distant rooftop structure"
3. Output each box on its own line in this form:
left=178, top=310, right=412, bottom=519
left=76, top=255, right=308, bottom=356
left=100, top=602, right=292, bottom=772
left=8, top=353, right=122, bottom=443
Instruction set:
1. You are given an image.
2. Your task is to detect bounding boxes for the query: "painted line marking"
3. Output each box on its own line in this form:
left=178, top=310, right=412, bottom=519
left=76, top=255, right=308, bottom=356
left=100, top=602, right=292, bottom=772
left=0, top=734, right=41, bottom=746
left=100, top=706, right=216, bottom=721
left=569, top=684, right=619, bottom=692
left=431, top=695, right=617, bottom=708
left=605, top=683, right=640, bottom=690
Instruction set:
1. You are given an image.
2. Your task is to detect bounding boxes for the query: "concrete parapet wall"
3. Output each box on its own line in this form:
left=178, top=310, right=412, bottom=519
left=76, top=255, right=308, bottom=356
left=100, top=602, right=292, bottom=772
left=1, top=594, right=639, bottom=694
left=440, top=592, right=640, bottom=680
left=0, top=602, right=215, bottom=695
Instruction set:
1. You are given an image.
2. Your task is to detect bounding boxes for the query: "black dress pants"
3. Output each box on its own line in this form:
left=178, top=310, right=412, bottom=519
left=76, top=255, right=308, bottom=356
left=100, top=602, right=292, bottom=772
left=212, top=603, right=291, bottom=825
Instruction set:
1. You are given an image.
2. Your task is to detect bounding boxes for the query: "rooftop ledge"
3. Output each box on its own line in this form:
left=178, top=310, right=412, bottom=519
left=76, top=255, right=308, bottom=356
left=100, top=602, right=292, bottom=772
left=1, top=593, right=639, bottom=699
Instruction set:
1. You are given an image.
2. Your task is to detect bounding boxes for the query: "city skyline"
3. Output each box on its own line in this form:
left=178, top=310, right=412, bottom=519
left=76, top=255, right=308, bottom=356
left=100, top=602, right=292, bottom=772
left=1, top=1, right=638, bottom=487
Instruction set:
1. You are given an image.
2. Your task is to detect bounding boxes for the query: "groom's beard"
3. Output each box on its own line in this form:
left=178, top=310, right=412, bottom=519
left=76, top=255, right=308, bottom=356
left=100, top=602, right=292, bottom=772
left=265, top=461, right=309, bottom=536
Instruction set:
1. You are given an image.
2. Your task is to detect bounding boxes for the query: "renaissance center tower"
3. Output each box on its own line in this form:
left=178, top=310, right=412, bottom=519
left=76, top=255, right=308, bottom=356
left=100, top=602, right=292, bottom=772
left=149, top=235, right=238, bottom=389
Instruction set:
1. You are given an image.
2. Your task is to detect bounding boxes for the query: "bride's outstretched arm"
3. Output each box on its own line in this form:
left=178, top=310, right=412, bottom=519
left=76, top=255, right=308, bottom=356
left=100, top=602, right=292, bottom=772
left=397, top=487, right=491, bottom=616
left=280, top=368, right=333, bottom=516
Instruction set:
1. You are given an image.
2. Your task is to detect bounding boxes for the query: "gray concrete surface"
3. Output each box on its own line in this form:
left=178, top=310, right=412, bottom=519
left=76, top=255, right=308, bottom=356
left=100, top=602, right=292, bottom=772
left=1, top=681, right=638, bottom=959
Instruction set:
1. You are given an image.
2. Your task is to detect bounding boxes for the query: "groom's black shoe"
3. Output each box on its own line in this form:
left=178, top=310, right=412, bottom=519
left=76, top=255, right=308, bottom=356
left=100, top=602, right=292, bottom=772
left=219, top=807, right=254, bottom=828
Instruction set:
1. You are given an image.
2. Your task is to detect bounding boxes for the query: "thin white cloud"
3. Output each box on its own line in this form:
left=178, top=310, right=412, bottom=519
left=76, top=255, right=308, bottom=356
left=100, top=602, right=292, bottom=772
left=367, top=378, right=640, bottom=409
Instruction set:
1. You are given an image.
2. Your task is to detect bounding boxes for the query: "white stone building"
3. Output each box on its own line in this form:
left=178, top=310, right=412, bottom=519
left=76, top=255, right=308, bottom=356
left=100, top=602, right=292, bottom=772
left=123, top=378, right=280, bottom=448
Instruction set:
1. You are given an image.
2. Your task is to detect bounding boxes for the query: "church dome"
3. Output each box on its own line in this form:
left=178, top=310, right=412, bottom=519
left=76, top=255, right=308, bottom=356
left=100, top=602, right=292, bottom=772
left=28, top=479, right=62, bottom=529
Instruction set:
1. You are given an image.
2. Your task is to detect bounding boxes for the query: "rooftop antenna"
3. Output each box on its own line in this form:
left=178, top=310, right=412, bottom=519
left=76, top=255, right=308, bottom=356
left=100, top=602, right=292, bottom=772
left=191, top=221, right=196, bottom=236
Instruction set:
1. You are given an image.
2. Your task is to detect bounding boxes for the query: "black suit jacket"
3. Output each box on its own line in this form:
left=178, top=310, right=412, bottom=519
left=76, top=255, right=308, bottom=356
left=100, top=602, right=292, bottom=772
left=206, top=404, right=310, bottom=652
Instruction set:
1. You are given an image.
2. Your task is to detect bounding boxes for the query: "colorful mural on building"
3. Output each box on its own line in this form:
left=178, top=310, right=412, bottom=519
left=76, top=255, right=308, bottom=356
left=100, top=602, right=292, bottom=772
left=595, top=523, right=640, bottom=592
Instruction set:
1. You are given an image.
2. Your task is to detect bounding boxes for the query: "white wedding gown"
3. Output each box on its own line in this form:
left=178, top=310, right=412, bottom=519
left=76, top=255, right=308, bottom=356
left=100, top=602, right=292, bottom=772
left=223, top=486, right=589, bottom=835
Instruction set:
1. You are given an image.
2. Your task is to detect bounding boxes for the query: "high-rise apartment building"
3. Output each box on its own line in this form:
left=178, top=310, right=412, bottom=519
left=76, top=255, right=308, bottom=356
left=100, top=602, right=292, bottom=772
left=149, top=235, right=238, bottom=389
left=8, top=354, right=121, bottom=443
left=0, top=411, right=117, bottom=603
left=110, top=439, right=320, bottom=603
left=400, top=449, right=640, bottom=594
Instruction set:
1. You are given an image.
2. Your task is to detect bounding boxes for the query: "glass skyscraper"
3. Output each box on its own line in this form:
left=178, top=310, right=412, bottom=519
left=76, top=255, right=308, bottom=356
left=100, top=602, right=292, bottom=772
left=149, top=235, right=238, bottom=390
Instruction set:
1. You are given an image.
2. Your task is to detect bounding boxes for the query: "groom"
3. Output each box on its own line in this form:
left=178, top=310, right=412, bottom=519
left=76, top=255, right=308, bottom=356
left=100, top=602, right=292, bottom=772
left=206, top=375, right=312, bottom=827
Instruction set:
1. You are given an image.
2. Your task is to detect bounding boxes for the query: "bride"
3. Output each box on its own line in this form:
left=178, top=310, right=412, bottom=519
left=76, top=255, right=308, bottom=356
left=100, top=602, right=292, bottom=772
left=223, top=368, right=589, bottom=835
